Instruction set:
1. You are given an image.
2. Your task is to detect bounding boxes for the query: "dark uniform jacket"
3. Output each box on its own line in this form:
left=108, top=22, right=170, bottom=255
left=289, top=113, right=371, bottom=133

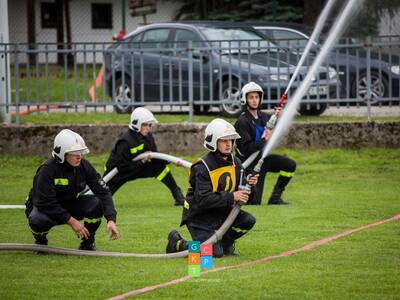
left=181, top=152, right=243, bottom=229
left=234, top=109, right=272, bottom=161
left=26, top=158, right=117, bottom=223
left=105, top=129, right=157, bottom=175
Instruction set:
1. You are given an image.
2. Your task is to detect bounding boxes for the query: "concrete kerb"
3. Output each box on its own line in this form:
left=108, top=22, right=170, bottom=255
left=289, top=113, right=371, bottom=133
left=1, top=122, right=399, bottom=155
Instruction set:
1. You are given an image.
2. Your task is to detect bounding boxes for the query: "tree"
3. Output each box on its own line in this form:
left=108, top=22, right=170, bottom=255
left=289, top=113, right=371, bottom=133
left=170, top=0, right=303, bottom=23
left=304, top=0, right=400, bottom=38
left=168, top=0, right=400, bottom=38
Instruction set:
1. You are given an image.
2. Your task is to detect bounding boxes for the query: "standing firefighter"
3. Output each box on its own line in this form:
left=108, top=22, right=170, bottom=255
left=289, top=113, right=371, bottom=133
left=25, top=129, right=119, bottom=251
left=234, top=81, right=296, bottom=205
left=166, top=118, right=258, bottom=257
left=104, top=107, right=185, bottom=206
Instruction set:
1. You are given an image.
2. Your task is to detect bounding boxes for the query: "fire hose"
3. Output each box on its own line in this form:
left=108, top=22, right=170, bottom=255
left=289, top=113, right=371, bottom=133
left=0, top=152, right=255, bottom=257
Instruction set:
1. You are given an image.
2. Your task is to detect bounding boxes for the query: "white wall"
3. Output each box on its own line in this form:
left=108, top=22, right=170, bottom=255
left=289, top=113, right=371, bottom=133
left=8, top=0, right=181, bottom=63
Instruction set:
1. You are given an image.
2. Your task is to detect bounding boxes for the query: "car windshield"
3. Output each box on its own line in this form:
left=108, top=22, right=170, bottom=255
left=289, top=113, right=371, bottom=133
left=200, top=27, right=278, bottom=54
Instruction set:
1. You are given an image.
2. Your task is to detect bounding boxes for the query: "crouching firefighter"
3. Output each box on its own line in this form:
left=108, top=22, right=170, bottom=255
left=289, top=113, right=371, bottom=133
left=234, top=82, right=297, bottom=205
left=166, top=118, right=258, bottom=257
left=25, top=129, right=119, bottom=251
left=104, top=107, right=185, bottom=206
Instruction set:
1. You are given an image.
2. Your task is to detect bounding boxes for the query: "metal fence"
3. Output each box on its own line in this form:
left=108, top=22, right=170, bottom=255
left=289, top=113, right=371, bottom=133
left=1, top=36, right=399, bottom=125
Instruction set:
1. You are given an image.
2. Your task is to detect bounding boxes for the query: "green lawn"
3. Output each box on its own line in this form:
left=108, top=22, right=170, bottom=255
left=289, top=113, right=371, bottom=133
left=12, top=111, right=400, bottom=125
left=0, top=148, right=399, bottom=299
left=11, top=65, right=108, bottom=104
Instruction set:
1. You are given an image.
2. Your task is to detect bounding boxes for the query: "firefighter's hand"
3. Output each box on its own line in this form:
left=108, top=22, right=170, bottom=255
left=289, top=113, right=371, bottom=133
left=274, top=106, right=283, bottom=117
left=106, top=220, right=120, bottom=240
left=247, top=174, right=259, bottom=186
left=262, top=129, right=272, bottom=140
left=233, top=190, right=250, bottom=205
left=141, top=151, right=152, bottom=163
left=67, top=217, right=89, bottom=239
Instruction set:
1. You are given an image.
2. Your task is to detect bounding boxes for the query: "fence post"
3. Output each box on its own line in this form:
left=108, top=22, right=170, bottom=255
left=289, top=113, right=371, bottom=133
left=0, top=0, right=11, bottom=124
left=14, top=44, right=20, bottom=126
left=365, top=36, right=372, bottom=123
left=188, top=40, right=193, bottom=124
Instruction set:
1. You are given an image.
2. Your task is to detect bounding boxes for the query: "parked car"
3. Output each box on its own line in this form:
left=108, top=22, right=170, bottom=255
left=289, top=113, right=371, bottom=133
left=104, top=21, right=339, bottom=116
left=250, top=22, right=400, bottom=103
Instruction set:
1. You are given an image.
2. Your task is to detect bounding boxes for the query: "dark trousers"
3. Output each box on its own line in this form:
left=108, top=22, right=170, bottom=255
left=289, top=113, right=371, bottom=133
left=107, top=159, right=174, bottom=195
left=28, top=195, right=103, bottom=237
left=248, top=154, right=296, bottom=205
left=186, top=210, right=256, bottom=257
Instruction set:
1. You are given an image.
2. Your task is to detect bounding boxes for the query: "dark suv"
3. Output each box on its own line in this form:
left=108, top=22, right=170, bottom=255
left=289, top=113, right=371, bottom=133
left=104, top=21, right=339, bottom=116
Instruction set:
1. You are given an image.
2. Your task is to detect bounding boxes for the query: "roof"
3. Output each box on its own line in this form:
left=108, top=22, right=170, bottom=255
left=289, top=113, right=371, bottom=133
left=242, top=22, right=314, bottom=35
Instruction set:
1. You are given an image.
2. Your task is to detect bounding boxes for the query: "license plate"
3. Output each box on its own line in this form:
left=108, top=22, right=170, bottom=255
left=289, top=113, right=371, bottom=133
left=308, top=86, right=328, bottom=95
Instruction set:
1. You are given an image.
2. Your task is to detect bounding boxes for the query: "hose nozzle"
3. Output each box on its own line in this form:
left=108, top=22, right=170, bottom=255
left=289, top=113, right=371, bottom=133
left=254, top=158, right=264, bottom=173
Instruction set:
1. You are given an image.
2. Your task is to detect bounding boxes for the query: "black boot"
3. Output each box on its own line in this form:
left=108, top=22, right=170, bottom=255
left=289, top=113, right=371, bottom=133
left=79, top=235, right=96, bottom=251
left=166, top=230, right=187, bottom=253
left=171, top=187, right=185, bottom=206
left=222, top=241, right=236, bottom=256
left=267, top=188, right=289, bottom=205
left=33, top=233, right=48, bottom=255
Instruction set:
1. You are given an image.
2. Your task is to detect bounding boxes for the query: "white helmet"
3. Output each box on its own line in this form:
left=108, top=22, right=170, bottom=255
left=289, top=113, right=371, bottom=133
left=203, top=118, right=241, bottom=152
left=240, top=81, right=264, bottom=106
left=52, top=129, right=90, bottom=163
left=129, top=107, right=158, bottom=131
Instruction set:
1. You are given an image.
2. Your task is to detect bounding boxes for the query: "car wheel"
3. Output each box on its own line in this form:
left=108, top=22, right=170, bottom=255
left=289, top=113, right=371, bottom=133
left=297, top=102, right=327, bottom=116
left=351, top=71, right=389, bottom=104
left=114, top=77, right=133, bottom=114
left=219, top=79, right=242, bottom=118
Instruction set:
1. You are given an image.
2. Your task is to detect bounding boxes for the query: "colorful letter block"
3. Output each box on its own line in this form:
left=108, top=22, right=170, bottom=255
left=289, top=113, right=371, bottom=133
left=200, top=255, right=213, bottom=268
left=188, top=253, right=200, bottom=265
left=188, top=265, right=201, bottom=277
left=187, top=242, right=213, bottom=277
left=200, top=244, right=213, bottom=256
left=188, top=241, right=200, bottom=253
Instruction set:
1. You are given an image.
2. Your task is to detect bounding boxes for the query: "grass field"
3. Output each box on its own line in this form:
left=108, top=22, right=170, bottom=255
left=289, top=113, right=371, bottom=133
left=12, top=111, right=400, bottom=125
left=0, top=148, right=399, bottom=299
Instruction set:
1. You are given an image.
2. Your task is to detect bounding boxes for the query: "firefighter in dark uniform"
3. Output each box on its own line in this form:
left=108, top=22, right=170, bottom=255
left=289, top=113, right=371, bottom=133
left=104, top=107, right=185, bottom=206
left=166, top=118, right=258, bottom=257
left=234, top=82, right=297, bottom=205
left=25, top=129, right=119, bottom=250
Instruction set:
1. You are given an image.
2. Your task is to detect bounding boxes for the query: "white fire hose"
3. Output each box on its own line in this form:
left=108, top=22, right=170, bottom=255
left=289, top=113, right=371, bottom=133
left=0, top=152, right=255, bottom=257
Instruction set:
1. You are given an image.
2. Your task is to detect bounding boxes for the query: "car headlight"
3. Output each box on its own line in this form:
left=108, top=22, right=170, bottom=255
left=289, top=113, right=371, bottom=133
left=259, top=74, right=289, bottom=82
left=391, top=65, right=400, bottom=75
left=329, top=67, right=338, bottom=80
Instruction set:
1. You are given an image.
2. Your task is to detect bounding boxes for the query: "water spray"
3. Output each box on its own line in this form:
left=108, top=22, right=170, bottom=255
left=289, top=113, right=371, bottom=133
left=241, top=0, right=337, bottom=170
left=277, top=0, right=338, bottom=108
left=262, top=0, right=363, bottom=161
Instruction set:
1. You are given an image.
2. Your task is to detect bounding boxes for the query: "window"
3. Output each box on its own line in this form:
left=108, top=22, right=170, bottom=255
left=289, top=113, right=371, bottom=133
left=174, top=29, right=204, bottom=48
left=41, top=2, right=57, bottom=28
left=271, top=30, right=309, bottom=48
left=128, top=33, right=142, bottom=49
left=92, top=3, right=113, bottom=29
left=142, top=29, right=171, bottom=49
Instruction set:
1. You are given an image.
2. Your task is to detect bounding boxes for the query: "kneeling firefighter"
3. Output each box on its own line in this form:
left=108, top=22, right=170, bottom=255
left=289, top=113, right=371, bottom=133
left=234, top=81, right=297, bottom=205
left=166, top=118, right=258, bottom=257
left=104, top=107, right=185, bottom=206
left=25, top=129, right=119, bottom=251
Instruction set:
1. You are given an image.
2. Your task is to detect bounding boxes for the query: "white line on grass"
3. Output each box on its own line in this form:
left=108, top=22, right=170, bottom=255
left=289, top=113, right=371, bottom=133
left=106, top=214, right=400, bottom=299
